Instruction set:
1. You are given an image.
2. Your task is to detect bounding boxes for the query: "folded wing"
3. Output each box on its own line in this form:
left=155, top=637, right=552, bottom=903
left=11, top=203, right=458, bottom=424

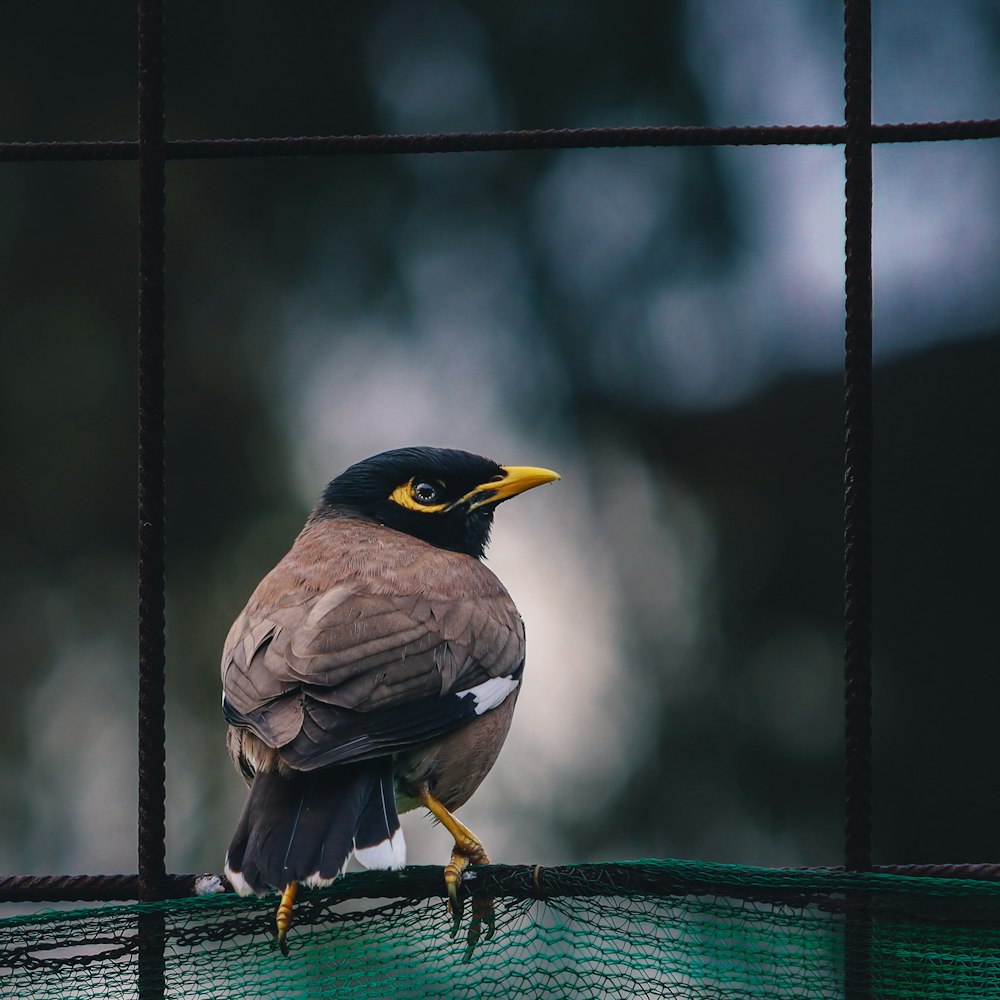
left=222, top=584, right=525, bottom=772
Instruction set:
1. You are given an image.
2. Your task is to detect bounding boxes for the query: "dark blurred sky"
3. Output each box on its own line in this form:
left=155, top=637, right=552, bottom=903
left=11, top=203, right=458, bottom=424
left=1, top=1, right=998, bottom=891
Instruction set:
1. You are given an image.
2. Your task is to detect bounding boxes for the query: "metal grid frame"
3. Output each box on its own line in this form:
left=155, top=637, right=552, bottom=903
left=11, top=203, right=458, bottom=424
left=2, top=1, right=1000, bottom=996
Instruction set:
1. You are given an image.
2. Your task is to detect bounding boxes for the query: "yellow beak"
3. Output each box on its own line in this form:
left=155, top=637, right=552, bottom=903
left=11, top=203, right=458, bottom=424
left=453, top=465, right=561, bottom=512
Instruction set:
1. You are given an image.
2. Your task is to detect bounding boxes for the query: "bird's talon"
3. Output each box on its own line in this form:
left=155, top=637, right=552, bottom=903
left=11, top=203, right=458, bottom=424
left=462, top=919, right=482, bottom=963
left=448, top=891, right=464, bottom=935
left=473, top=895, right=496, bottom=941
left=444, top=860, right=464, bottom=920
left=461, top=896, right=495, bottom=960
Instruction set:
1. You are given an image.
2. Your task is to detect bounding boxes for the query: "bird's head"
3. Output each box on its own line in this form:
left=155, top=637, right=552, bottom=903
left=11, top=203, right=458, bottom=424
left=312, top=446, right=560, bottom=559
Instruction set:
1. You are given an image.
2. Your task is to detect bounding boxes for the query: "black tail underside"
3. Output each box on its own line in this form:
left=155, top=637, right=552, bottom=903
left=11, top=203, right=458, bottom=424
left=224, top=758, right=403, bottom=894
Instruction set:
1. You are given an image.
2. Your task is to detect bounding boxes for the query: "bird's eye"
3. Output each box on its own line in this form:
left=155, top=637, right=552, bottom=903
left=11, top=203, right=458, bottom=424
left=411, top=481, right=440, bottom=504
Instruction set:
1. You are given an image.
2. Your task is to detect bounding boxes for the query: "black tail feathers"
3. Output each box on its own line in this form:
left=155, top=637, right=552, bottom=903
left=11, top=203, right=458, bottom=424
left=225, top=758, right=405, bottom=895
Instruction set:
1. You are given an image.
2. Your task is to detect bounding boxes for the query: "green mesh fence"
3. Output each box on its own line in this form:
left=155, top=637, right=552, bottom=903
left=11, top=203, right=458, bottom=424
left=5, top=860, right=1000, bottom=999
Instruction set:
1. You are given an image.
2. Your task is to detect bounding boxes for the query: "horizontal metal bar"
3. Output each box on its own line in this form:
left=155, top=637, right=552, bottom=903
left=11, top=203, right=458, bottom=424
left=875, top=119, right=1000, bottom=143
left=0, top=874, right=201, bottom=903
left=1, top=118, right=997, bottom=163
left=0, top=140, right=138, bottom=161
left=164, top=123, right=846, bottom=157
left=3, top=862, right=1000, bottom=905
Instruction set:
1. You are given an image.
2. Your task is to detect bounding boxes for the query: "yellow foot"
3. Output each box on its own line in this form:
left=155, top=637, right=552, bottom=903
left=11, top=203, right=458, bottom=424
left=443, top=839, right=491, bottom=917
left=275, top=881, right=298, bottom=957
left=417, top=785, right=496, bottom=961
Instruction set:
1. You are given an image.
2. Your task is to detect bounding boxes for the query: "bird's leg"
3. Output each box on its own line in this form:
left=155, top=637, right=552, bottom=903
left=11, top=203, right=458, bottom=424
left=275, top=881, right=298, bottom=956
left=416, top=785, right=495, bottom=957
left=417, top=785, right=490, bottom=907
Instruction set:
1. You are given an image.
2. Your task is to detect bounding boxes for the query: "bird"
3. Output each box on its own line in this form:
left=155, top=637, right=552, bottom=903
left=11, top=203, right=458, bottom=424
left=220, top=446, right=559, bottom=954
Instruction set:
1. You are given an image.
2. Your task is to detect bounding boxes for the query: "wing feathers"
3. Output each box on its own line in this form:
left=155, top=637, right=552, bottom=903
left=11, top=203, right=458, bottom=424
left=222, top=519, right=525, bottom=774
left=274, top=673, right=521, bottom=770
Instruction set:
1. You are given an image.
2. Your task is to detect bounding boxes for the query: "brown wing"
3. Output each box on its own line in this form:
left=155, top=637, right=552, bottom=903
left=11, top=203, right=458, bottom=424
left=221, top=518, right=525, bottom=771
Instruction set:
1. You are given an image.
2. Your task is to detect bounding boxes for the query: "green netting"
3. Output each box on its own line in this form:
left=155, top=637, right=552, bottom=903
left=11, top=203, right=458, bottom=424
left=5, top=860, right=1000, bottom=999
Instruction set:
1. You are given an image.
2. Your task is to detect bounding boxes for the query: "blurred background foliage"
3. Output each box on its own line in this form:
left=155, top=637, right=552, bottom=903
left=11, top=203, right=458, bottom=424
left=1, top=0, right=998, bottom=891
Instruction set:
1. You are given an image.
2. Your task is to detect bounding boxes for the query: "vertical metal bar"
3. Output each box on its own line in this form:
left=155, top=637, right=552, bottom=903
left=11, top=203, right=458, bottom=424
left=843, top=0, right=874, bottom=997
left=137, top=0, right=167, bottom=996
left=843, top=0, right=873, bottom=881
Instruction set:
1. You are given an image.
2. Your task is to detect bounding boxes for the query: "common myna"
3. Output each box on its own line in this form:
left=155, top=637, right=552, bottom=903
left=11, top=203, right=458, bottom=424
left=221, top=446, right=559, bottom=952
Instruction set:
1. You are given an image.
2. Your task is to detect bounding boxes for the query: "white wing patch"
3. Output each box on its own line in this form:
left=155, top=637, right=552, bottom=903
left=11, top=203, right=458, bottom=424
left=465, top=675, right=520, bottom=716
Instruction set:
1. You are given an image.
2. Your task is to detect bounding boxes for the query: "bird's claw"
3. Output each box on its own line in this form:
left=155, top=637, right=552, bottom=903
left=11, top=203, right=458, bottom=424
left=443, top=851, right=495, bottom=959
left=418, top=786, right=497, bottom=959
left=447, top=883, right=496, bottom=960
left=445, top=862, right=465, bottom=936
left=461, top=895, right=496, bottom=962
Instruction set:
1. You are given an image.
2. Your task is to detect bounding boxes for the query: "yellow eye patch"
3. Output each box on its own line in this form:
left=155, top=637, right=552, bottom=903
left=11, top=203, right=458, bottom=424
left=389, top=478, right=448, bottom=513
